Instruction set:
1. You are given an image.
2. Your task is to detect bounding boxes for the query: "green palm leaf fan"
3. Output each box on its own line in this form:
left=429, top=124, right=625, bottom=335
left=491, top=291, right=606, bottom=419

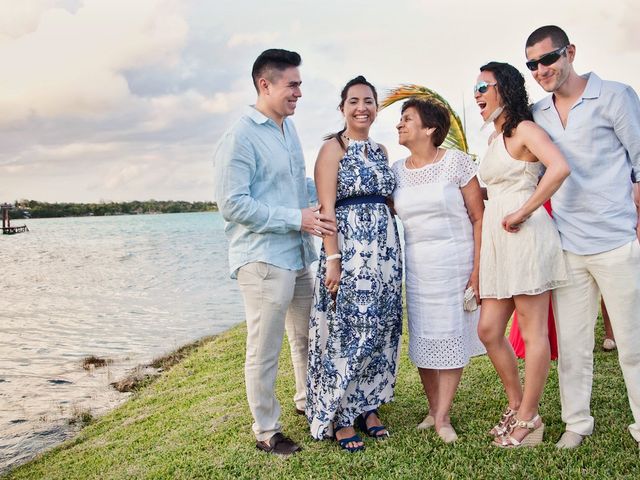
left=380, top=84, right=469, bottom=154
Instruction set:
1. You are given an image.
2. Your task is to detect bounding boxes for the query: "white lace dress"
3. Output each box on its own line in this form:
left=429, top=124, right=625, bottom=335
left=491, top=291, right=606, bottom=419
left=392, top=149, right=485, bottom=369
left=478, top=133, right=568, bottom=299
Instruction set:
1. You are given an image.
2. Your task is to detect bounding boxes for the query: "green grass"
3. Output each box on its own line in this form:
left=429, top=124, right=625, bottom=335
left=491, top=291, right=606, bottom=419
left=5, top=316, right=639, bottom=480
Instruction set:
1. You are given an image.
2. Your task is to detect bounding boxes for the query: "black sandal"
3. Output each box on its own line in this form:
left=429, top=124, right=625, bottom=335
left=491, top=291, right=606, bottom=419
left=256, top=432, right=302, bottom=456
left=334, top=426, right=365, bottom=453
left=356, top=409, right=389, bottom=439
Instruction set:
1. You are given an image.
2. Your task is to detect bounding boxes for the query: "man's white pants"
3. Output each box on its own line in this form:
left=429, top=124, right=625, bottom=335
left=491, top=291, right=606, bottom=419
left=552, top=240, right=640, bottom=442
left=237, top=262, right=313, bottom=442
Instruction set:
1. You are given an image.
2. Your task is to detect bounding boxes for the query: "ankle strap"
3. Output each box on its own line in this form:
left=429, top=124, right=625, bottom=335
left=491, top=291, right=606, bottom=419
left=361, top=409, right=379, bottom=421
left=515, top=414, right=540, bottom=430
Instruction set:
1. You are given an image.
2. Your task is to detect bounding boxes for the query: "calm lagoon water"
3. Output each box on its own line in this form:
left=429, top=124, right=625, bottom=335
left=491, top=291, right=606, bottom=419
left=0, top=212, right=244, bottom=473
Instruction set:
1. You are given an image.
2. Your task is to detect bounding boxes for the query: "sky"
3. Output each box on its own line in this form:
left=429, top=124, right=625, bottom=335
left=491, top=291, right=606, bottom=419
left=1, top=0, right=638, bottom=203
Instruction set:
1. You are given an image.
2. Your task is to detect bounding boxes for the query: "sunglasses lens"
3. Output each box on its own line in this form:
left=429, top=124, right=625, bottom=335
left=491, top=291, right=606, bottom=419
left=539, top=52, right=561, bottom=67
left=474, top=83, right=488, bottom=94
left=526, top=46, right=566, bottom=71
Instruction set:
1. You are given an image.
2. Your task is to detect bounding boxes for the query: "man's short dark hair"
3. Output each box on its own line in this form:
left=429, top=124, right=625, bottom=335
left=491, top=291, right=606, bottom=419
left=251, top=49, right=301, bottom=92
left=526, top=25, right=570, bottom=49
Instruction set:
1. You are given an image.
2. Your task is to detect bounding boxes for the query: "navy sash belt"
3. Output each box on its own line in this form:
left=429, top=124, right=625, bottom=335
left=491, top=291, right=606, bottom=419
left=335, top=194, right=386, bottom=208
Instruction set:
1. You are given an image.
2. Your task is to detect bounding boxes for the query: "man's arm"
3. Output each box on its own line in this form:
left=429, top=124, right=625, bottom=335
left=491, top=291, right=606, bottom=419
left=214, top=131, right=302, bottom=234
left=306, top=177, right=318, bottom=205
left=612, top=86, right=640, bottom=242
left=634, top=180, right=640, bottom=241
left=613, top=85, right=640, bottom=185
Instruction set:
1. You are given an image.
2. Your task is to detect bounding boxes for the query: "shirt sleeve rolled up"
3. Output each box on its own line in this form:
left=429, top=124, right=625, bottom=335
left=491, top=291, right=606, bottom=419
left=613, top=85, right=640, bottom=183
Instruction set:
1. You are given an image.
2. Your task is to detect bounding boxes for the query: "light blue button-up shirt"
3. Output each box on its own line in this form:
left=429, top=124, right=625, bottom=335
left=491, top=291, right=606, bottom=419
left=533, top=72, right=640, bottom=255
left=213, top=106, right=317, bottom=278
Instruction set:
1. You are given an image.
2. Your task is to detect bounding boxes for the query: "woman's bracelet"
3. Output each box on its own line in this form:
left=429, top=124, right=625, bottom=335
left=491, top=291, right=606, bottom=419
left=326, top=253, right=341, bottom=262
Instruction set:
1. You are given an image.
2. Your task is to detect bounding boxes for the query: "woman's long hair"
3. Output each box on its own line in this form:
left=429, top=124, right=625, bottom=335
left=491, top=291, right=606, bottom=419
left=324, top=75, right=378, bottom=149
left=480, top=62, right=532, bottom=138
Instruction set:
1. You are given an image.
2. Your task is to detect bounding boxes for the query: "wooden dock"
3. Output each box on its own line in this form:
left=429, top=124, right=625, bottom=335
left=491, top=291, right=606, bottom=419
left=2, top=225, right=29, bottom=234
left=1, top=203, right=29, bottom=235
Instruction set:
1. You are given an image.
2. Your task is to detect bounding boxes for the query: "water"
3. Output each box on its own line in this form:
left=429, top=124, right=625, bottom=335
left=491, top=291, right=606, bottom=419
left=0, top=212, right=244, bottom=473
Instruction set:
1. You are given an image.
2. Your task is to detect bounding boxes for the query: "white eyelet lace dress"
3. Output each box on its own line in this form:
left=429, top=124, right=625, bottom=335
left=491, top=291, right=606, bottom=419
left=392, top=149, right=485, bottom=369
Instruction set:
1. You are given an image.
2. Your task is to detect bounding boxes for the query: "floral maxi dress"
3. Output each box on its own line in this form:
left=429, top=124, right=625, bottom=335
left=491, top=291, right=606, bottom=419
left=306, top=138, right=403, bottom=439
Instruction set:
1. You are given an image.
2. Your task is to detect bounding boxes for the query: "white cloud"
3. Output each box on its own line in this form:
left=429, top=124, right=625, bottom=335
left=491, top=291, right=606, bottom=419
left=0, top=0, right=188, bottom=125
left=1, top=0, right=639, bottom=203
left=0, top=0, right=58, bottom=42
left=227, top=31, right=280, bottom=48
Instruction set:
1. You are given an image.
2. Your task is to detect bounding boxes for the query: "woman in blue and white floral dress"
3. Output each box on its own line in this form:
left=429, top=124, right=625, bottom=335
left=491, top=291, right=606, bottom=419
left=306, top=76, right=403, bottom=453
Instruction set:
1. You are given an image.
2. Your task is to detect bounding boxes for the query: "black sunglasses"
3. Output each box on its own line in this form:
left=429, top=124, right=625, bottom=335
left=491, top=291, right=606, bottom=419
left=526, top=45, right=568, bottom=71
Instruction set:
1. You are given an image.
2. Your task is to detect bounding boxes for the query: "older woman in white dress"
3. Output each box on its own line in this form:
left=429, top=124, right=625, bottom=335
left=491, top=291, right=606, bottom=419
left=391, top=98, right=485, bottom=443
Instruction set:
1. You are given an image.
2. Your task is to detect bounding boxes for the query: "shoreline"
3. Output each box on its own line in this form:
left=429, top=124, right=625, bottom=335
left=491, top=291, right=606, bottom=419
left=1, top=335, right=221, bottom=476
left=5, top=318, right=640, bottom=479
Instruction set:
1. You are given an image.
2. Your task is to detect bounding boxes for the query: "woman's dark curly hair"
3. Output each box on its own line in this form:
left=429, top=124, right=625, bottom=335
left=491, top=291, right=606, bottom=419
left=480, top=61, right=532, bottom=138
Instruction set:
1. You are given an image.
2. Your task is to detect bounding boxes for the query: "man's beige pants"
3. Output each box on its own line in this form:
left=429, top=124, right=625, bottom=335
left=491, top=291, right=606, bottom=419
left=553, top=240, right=640, bottom=442
left=237, top=262, right=313, bottom=441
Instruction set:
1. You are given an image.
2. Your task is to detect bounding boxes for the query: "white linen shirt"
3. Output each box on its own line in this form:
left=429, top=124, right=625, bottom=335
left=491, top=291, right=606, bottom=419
left=213, top=106, right=317, bottom=278
left=532, top=72, right=640, bottom=255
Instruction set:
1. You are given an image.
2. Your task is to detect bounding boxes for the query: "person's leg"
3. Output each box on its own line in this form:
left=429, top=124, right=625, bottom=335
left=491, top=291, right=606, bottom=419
left=552, top=251, right=599, bottom=440
left=284, top=267, right=314, bottom=412
left=434, top=368, right=463, bottom=427
left=591, top=241, right=640, bottom=442
left=433, top=367, right=463, bottom=442
left=601, top=298, right=616, bottom=350
left=418, top=367, right=439, bottom=421
left=505, top=291, right=551, bottom=443
left=478, top=298, right=520, bottom=410
left=237, top=263, right=296, bottom=442
left=478, top=298, right=521, bottom=438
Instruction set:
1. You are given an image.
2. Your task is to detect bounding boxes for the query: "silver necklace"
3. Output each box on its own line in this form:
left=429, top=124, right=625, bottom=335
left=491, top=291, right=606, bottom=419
left=409, top=147, right=440, bottom=169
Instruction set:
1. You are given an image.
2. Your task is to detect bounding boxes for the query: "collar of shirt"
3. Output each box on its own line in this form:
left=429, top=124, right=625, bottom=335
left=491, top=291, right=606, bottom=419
left=245, top=105, right=270, bottom=125
left=538, top=72, right=601, bottom=111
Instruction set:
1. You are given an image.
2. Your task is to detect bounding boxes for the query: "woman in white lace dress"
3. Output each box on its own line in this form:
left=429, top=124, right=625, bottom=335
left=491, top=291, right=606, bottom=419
left=475, top=62, right=569, bottom=448
left=392, top=98, right=485, bottom=443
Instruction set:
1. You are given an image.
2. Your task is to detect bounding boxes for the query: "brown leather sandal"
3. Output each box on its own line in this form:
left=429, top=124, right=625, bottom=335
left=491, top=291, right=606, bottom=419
left=256, top=432, right=302, bottom=456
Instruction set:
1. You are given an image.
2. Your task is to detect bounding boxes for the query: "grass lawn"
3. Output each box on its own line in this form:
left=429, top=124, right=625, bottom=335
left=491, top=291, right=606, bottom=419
left=5, top=316, right=639, bottom=479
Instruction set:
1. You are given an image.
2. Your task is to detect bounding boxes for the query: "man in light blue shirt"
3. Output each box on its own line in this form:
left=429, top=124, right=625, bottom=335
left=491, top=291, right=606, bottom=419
left=213, top=49, right=335, bottom=456
left=526, top=25, right=640, bottom=449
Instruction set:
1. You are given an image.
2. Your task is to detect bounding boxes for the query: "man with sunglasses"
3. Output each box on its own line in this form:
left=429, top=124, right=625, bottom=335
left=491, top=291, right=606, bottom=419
left=525, top=25, right=640, bottom=450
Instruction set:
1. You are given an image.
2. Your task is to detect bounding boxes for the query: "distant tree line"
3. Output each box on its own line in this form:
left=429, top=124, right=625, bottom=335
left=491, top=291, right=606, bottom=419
left=8, top=200, right=218, bottom=219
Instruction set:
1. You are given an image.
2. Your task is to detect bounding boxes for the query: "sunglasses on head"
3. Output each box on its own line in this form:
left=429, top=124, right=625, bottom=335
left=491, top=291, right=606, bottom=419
left=474, top=81, right=497, bottom=94
left=526, top=45, right=568, bottom=71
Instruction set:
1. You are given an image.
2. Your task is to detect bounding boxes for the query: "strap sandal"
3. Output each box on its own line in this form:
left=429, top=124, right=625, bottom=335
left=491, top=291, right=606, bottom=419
left=334, top=427, right=365, bottom=453
left=488, top=406, right=518, bottom=437
left=356, top=409, right=390, bottom=439
left=493, top=414, right=544, bottom=448
left=255, top=432, right=302, bottom=456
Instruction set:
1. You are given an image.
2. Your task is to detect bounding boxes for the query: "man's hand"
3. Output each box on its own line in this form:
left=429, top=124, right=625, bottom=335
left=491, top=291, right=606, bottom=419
left=301, top=205, right=336, bottom=237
